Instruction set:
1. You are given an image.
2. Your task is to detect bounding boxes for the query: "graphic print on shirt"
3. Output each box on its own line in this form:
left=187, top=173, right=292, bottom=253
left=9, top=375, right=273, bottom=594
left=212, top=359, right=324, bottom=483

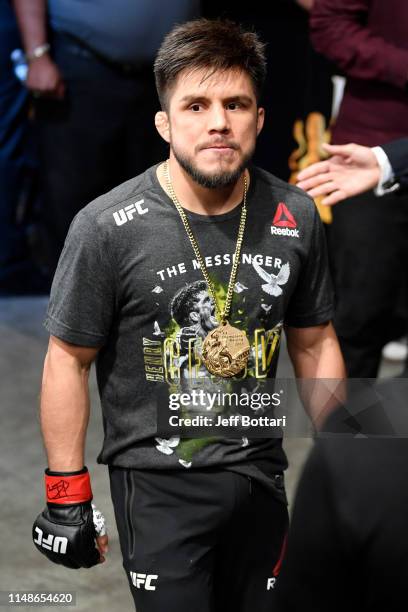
left=140, top=252, right=290, bottom=468
left=142, top=257, right=288, bottom=385
left=253, top=261, right=291, bottom=296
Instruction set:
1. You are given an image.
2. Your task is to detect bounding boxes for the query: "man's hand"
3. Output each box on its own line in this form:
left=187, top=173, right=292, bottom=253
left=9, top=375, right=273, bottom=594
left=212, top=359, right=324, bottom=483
left=92, top=504, right=109, bottom=563
left=295, top=0, right=315, bottom=11
left=27, top=54, right=65, bottom=99
left=33, top=468, right=108, bottom=569
left=297, top=143, right=380, bottom=205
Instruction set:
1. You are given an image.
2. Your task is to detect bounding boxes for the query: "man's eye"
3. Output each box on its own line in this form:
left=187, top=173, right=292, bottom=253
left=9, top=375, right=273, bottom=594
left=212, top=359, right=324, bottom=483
left=227, top=102, right=240, bottom=110
left=190, top=104, right=202, bottom=112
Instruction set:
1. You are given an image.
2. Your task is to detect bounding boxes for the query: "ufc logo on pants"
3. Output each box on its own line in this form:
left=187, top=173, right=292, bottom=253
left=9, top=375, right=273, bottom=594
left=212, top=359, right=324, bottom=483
left=129, top=571, right=158, bottom=591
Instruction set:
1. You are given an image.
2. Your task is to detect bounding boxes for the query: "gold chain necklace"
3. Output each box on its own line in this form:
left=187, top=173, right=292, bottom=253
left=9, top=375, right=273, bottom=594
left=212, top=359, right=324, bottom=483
left=163, top=160, right=250, bottom=377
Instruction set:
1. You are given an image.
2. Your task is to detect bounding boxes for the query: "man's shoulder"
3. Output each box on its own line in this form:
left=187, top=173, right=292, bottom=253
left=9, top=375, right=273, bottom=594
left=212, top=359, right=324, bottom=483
left=253, top=166, right=316, bottom=211
left=76, top=164, right=160, bottom=227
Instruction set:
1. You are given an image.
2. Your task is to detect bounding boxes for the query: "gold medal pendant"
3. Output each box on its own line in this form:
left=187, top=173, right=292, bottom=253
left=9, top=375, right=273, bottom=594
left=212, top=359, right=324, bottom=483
left=202, top=321, right=250, bottom=377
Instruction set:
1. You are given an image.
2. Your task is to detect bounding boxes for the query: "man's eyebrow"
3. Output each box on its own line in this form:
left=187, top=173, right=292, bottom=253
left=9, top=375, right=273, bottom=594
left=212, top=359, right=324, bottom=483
left=178, top=94, right=254, bottom=105
left=179, top=95, right=207, bottom=104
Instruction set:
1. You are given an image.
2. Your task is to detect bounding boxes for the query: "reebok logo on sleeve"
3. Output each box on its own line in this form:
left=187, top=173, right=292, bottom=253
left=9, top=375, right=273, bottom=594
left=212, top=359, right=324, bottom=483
left=271, top=203, right=299, bottom=238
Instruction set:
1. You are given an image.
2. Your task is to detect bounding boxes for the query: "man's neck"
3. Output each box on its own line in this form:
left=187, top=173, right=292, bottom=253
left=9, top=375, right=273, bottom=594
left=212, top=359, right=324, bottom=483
left=157, top=157, right=249, bottom=216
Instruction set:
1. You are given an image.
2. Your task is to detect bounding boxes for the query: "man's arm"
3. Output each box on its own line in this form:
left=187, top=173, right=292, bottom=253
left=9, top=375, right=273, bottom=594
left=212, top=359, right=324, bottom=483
left=382, top=139, right=408, bottom=192
left=297, top=141, right=408, bottom=204
left=286, top=322, right=346, bottom=429
left=294, top=0, right=314, bottom=10
left=40, top=335, right=99, bottom=471
left=310, top=0, right=408, bottom=89
left=12, top=0, right=47, bottom=58
left=12, top=0, right=65, bottom=98
left=36, top=335, right=108, bottom=564
left=296, top=142, right=381, bottom=204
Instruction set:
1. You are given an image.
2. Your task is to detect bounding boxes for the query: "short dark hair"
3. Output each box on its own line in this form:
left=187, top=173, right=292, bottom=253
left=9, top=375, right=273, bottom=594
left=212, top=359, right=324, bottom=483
left=170, top=280, right=208, bottom=327
left=154, top=18, right=267, bottom=111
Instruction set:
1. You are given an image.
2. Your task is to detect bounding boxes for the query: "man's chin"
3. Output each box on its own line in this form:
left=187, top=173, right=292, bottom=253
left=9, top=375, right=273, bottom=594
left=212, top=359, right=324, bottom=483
left=196, top=168, right=242, bottom=189
left=198, top=149, right=237, bottom=167
left=200, top=319, right=218, bottom=334
left=196, top=157, right=242, bottom=179
left=173, top=147, right=249, bottom=189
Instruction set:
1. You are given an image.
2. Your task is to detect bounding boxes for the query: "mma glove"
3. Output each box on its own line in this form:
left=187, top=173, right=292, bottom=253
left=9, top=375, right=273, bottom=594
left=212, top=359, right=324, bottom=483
left=32, top=466, right=106, bottom=569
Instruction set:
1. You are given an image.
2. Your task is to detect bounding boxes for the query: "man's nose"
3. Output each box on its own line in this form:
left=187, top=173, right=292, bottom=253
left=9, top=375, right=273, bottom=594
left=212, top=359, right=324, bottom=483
left=207, top=105, right=230, bottom=132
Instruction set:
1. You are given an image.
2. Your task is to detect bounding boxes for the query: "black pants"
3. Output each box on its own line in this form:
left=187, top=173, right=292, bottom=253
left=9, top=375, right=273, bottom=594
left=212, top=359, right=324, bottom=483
left=109, top=466, right=288, bottom=612
left=34, top=31, right=167, bottom=274
left=328, top=189, right=408, bottom=377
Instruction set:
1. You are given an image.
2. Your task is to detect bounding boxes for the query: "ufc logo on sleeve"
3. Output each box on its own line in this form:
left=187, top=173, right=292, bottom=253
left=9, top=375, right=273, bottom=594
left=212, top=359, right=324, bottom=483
left=129, top=571, right=158, bottom=591
left=113, top=199, right=149, bottom=225
left=33, top=527, right=68, bottom=554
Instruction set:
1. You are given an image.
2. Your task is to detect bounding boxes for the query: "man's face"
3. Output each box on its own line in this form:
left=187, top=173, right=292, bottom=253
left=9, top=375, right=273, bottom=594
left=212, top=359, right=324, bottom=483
left=158, top=67, right=264, bottom=188
left=191, top=290, right=218, bottom=335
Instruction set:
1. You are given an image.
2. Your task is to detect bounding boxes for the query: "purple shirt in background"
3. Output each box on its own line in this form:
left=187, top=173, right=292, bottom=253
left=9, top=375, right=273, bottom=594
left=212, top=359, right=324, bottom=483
left=310, top=0, right=408, bottom=146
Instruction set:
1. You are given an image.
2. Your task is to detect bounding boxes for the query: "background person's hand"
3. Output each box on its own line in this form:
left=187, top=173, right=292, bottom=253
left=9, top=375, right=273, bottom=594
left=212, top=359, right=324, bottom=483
left=26, top=54, right=66, bottom=99
left=295, top=0, right=315, bottom=11
left=296, top=143, right=381, bottom=205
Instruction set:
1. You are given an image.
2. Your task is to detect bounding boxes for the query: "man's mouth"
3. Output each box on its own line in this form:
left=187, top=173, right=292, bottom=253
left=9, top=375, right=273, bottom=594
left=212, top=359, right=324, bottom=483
left=202, top=146, right=236, bottom=157
left=200, top=142, right=237, bottom=151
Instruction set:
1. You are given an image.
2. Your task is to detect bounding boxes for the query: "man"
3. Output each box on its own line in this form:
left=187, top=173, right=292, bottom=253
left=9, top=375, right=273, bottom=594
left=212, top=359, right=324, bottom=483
left=12, top=0, right=198, bottom=274
left=275, top=378, right=408, bottom=612
left=297, top=140, right=408, bottom=205
left=33, top=19, right=345, bottom=611
left=0, top=0, right=48, bottom=294
left=171, top=280, right=218, bottom=340
left=171, top=280, right=218, bottom=379
left=309, top=0, right=408, bottom=378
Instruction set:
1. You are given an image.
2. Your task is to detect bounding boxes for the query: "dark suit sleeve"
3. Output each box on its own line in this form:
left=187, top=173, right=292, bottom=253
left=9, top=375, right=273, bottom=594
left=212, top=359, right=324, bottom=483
left=275, top=442, right=347, bottom=612
left=381, top=138, right=408, bottom=192
left=310, top=0, right=408, bottom=89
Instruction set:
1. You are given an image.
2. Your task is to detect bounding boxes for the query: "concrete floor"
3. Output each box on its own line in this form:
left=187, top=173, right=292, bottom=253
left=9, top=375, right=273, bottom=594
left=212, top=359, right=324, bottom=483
left=0, top=297, right=403, bottom=611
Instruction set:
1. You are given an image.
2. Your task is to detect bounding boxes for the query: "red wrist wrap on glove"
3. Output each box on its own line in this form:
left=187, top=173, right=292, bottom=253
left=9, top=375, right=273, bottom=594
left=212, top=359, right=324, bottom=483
left=45, top=467, right=93, bottom=505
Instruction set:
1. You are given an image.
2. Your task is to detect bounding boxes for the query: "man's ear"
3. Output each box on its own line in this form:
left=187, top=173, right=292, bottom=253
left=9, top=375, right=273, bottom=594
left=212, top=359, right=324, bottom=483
left=256, top=107, right=265, bottom=136
left=189, top=311, right=199, bottom=323
left=155, top=111, right=170, bottom=143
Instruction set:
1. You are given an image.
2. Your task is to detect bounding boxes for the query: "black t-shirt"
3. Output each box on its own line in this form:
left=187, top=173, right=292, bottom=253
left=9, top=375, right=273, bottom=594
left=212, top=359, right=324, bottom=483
left=44, top=163, right=333, bottom=493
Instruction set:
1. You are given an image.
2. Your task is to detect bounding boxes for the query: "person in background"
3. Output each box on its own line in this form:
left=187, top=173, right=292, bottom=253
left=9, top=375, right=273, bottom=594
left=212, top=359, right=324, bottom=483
left=12, top=0, right=199, bottom=275
left=298, top=138, right=408, bottom=368
left=275, top=377, right=408, bottom=612
left=0, top=0, right=47, bottom=294
left=309, top=0, right=408, bottom=378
